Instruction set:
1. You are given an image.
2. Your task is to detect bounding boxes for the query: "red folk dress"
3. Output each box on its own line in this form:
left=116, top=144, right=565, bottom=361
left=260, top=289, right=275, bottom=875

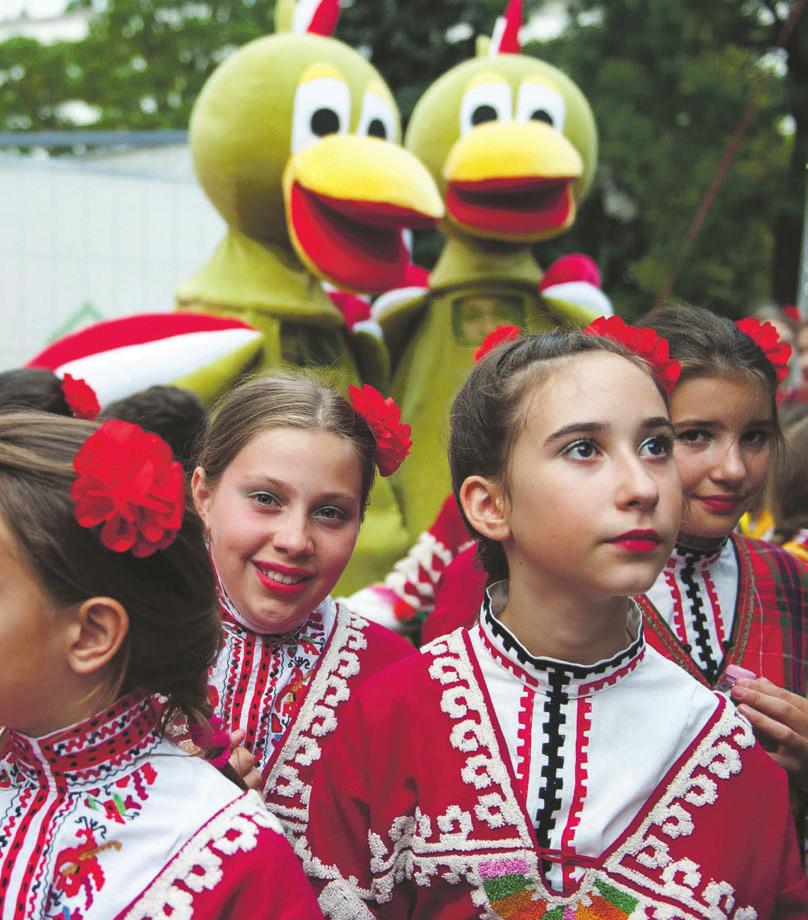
left=302, top=587, right=807, bottom=919
left=638, top=533, right=808, bottom=697
left=209, top=583, right=416, bottom=844
left=0, top=691, right=322, bottom=919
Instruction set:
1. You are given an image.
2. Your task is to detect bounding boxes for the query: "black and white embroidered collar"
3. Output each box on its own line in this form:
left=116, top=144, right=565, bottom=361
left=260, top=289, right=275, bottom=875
left=478, top=581, right=645, bottom=700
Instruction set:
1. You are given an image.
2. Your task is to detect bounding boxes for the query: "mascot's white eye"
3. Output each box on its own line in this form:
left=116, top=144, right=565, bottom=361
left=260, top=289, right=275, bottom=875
left=459, top=80, right=512, bottom=135
left=357, top=89, right=398, bottom=141
left=291, top=76, right=351, bottom=154
left=516, top=81, right=566, bottom=131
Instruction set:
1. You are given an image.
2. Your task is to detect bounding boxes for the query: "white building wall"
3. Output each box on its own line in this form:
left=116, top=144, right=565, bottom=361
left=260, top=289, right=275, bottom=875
left=0, top=148, right=225, bottom=369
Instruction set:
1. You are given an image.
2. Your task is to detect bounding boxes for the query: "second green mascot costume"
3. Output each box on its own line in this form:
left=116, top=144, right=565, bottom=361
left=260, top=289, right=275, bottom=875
left=375, top=0, right=610, bottom=537
left=177, top=0, right=443, bottom=591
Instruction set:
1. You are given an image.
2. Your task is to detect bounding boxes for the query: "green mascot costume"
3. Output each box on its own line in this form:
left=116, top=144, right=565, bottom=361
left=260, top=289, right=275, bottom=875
left=375, top=0, right=610, bottom=538
left=177, top=0, right=444, bottom=591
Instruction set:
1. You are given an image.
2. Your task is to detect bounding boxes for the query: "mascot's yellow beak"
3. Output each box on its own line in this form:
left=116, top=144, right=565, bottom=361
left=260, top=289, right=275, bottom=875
left=443, top=120, right=583, bottom=242
left=283, top=135, right=444, bottom=293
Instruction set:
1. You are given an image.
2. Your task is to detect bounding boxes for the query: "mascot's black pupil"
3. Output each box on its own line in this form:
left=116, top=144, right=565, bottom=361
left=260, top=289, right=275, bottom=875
left=367, top=118, right=387, bottom=138
left=530, top=109, right=553, bottom=125
left=471, top=104, right=498, bottom=125
left=311, top=107, right=341, bottom=136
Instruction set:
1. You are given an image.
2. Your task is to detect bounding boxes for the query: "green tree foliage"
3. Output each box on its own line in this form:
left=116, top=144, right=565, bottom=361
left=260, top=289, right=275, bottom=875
left=0, top=0, right=804, bottom=314
left=531, top=0, right=803, bottom=316
left=0, top=0, right=501, bottom=130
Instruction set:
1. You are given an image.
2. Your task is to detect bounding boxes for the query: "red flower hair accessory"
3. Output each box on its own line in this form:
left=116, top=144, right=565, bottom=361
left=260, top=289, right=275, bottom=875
left=474, top=325, right=521, bottom=362
left=735, top=317, right=792, bottom=385
left=61, top=373, right=100, bottom=420
left=583, top=315, right=681, bottom=395
left=348, top=384, right=412, bottom=476
left=71, top=420, right=185, bottom=557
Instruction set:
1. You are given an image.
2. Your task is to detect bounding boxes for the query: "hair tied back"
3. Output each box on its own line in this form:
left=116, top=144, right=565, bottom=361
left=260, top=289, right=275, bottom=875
left=348, top=384, right=412, bottom=477
left=583, top=315, right=681, bottom=395
left=72, top=420, right=185, bottom=557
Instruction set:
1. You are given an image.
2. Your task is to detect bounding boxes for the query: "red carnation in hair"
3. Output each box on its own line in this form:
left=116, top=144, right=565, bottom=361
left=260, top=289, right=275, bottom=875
left=736, top=317, right=792, bottom=385
left=474, top=325, right=521, bottom=362
left=61, top=373, right=100, bottom=420
left=348, top=384, right=412, bottom=477
left=71, top=420, right=185, bottom=557
left=583, top=315, right=681, bottom=395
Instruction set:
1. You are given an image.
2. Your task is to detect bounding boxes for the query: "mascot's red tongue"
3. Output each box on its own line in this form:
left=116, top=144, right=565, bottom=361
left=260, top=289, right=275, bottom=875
left=446, top=176, right=575, bottom=237
left=289, top=183, right=438, bottom=293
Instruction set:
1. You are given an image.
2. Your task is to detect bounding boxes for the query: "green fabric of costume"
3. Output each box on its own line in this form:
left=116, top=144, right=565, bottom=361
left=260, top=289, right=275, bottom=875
left=382, top=51, right=602, bottom=535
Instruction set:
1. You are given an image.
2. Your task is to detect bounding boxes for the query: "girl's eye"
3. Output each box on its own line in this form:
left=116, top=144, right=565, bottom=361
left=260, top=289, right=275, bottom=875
left=564, top=439, right=599, bottom=460
left=316, top=505, right=346, bottom=522
left=250, top=491, right=279, bottom=507
left=675, top=428, right=710, bottom=446
left=742, top=428, right=770, bottom=448
left=640, top=434, right=672, bottom=458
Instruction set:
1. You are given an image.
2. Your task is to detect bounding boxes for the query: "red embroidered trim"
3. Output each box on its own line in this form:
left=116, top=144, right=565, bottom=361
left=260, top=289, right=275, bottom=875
left=559, top=698, right=592, bottom=894
left=513, top=686, right=534, bottom=808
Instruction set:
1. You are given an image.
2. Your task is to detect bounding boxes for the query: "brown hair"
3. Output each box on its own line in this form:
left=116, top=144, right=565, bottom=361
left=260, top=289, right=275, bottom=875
left=0, top=368, right=72, bottom=417
left=448, top=330, right=669, bottom=581
left=0, top=411, right=223, bottom=757
left=771, top=414, right=808, bottom=544
left=197, top=372, right=377, bottom=513
left=638, top=303, right=783, bottom=447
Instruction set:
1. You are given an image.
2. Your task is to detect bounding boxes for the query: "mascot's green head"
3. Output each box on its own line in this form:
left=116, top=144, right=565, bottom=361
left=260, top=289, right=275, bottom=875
left=190, top=0, right=443, bottom=293
left=405, top=0, right=597, bottom=244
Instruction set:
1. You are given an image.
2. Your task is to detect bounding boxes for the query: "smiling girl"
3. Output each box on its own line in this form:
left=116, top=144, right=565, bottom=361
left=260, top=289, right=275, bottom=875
left=302, top=330, right=806, bottom=917
left=191, top=373, right=414, bottom=844
left=635, top=306, right=808, bottom=798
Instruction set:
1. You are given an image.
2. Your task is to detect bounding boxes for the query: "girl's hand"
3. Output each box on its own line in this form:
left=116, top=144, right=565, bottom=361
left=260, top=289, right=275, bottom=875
left=228, top=729, right=262, bottom=791
left=731, top=677, right=808, bottom=789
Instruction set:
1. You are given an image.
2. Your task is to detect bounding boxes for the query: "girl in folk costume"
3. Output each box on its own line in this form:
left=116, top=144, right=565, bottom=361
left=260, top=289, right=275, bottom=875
left=301, top=329, right=808, bottom=918
left=190, top=373, right=416, bottom=844
left=633, top=306, right=808, bottom=800
left=0, top=413, right=321, bottom=919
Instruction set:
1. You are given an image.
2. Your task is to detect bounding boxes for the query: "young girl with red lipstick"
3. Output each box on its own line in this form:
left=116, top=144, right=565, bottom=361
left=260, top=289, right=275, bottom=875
left=191, top=373, right=415, bottom=846
left=301, top=329, right=807, bottom=917
left=635, top=305, right=808, bottom=803
left=0, top=413, right=320, bottom=918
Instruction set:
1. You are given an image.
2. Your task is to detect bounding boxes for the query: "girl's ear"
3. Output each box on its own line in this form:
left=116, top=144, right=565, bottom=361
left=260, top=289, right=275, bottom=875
left=67, top=597, right=129, bottom=677
left=459, top=475, right=510, bottom=543
left=191, top=466, right=212, bottom=530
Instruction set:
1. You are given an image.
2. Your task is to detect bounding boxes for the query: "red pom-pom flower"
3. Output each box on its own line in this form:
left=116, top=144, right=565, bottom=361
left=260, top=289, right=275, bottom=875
left=474, top=325, right=521, bottom=362
left=348, top=384, right=412, bottom=476
left=61, top=373, right=100, bottom=420
left=736, top=317, right=792, bottom=385
left=583, top=315, right=681, bottom=395
left=71, top=420, right=185, bottom=557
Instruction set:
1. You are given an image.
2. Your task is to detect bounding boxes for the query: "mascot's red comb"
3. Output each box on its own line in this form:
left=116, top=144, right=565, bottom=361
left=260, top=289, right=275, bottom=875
left=490, top=0, right=522, bottom=55
left=294, top=0, right=341, bottom=36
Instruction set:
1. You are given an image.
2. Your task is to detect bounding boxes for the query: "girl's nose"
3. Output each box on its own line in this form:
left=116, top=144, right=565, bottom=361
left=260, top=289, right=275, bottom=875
left=272, top=512, right=313, bottom=556
left=713, top=443, right=746, bottom=485
left=616, top=456, right=660, bottom=509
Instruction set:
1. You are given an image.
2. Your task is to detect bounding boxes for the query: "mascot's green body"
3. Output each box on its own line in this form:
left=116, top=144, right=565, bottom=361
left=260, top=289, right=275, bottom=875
left=377, top=3, right=608, bottom=536
left=177, top=0, right=443, bottom=591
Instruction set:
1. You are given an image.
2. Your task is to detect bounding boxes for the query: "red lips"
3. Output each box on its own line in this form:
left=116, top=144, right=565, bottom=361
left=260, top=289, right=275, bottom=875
left=609, top=530, right=662, bottom=554
left=252, top=560, right=312, bottom=598
left=697, top=494, right=745, bottom=514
